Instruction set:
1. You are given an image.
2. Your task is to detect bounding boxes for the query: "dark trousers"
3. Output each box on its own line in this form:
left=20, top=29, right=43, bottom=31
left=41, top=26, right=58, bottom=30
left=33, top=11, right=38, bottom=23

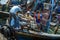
left=2, top=5, right=6, bottom=11
left=9, top=13, right=19, bottom=28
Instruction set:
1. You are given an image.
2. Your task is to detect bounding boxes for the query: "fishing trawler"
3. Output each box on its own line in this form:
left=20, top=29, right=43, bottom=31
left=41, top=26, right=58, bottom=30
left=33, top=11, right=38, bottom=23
left=0, top=0, right=60, bottom=40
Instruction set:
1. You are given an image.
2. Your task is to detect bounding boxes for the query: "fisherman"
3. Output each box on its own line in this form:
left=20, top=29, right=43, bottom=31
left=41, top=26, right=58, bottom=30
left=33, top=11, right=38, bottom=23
left=54, top=1, right=60, bottom=33
left=25, top=11, right=32, bottom=20
left=34, top=10, right=42, bottom=30
left=9, top=5, right=22, bottom=28
left=41, top=7, right=50, bottom=32
left=0, top=0, right=9, bottom=11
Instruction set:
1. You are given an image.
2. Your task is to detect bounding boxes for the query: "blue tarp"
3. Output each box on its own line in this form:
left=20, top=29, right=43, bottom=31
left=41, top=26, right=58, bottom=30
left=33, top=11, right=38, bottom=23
left=16, top=35, right=33, bottom=40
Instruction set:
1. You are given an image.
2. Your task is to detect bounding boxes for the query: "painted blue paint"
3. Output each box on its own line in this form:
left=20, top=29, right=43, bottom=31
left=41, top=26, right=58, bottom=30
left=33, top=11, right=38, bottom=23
left=45, top=0, right=55, bottom=32
left=46, top=20, right=50, bottom=32
left=32, top=0, right=44, bottom=11
left=11, top=0, right=21, bottom=5
left=47, top=0, right=55, bottom=33
left=50, top=0, right=55, bottom=11
left=16, top=35, right=33, bottom=40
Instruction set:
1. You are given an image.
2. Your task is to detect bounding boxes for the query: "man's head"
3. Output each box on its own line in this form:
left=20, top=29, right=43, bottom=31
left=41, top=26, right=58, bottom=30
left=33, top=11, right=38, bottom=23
left=44, top=7, right=50, bottom=13
left=16, top=11, right=21, bottom=16
left=37, top=10, right=40, bottom=14
left=27, top=11, right=30, bottom=16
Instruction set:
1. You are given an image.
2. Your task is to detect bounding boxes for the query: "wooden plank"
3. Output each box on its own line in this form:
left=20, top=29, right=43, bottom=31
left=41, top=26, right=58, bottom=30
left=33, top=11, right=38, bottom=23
left=15, top=32, right=40, bottom=37
left=0, top=11, right=9, bottom=15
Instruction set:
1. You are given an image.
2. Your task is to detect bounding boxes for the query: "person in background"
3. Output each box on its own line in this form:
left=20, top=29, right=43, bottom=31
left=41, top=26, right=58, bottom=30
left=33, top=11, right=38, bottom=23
left=0, top=0, right=9, bottom=11
left=41, top=8, right=50, bottom=32
left=6, top=0, right=10, bottom=12
left=55, top=1, right=60, bottom=23
left=25, top=11, right=33, bottom=20
left=9, top=5, right=22, bottom=28
left=55, top=1, right=60, bottom=14
left=54, top=1, right=60, bottom=33
left=35, top=10, right=42, bottom=31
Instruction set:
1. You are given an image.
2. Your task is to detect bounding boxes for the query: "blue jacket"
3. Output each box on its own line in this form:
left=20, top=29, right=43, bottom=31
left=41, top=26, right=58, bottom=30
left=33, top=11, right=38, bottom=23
left=10, top=6, right=22, bottom=14
left=10, top=6, right=22, bottom=28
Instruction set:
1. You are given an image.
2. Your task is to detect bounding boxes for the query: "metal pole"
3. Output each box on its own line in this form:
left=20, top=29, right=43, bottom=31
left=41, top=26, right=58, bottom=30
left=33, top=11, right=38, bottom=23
left=47, top=0, right=55, bottom=32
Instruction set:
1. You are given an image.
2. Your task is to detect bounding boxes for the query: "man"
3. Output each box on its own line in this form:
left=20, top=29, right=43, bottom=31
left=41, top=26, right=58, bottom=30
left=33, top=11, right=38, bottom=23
left=41, top=8, right=50, bottom=32
left=55, top=1, right=60, bottom=14
left=25, top=11, right=32, bottom=20
left=0, top=0, right=8, bottom=11
left=35, top=11, right=42, bottom=30
left=56, top=1, right=60, bottom=24
left=54, top=1, right=60, bottom=33
left=6, top=0, right=10, bottom=12
left=9, top=5, right=22, bottom=28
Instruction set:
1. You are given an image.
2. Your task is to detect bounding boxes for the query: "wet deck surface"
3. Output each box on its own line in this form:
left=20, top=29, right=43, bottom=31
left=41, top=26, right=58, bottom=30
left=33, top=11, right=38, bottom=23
left=0, top=33, right=7, bottom=40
